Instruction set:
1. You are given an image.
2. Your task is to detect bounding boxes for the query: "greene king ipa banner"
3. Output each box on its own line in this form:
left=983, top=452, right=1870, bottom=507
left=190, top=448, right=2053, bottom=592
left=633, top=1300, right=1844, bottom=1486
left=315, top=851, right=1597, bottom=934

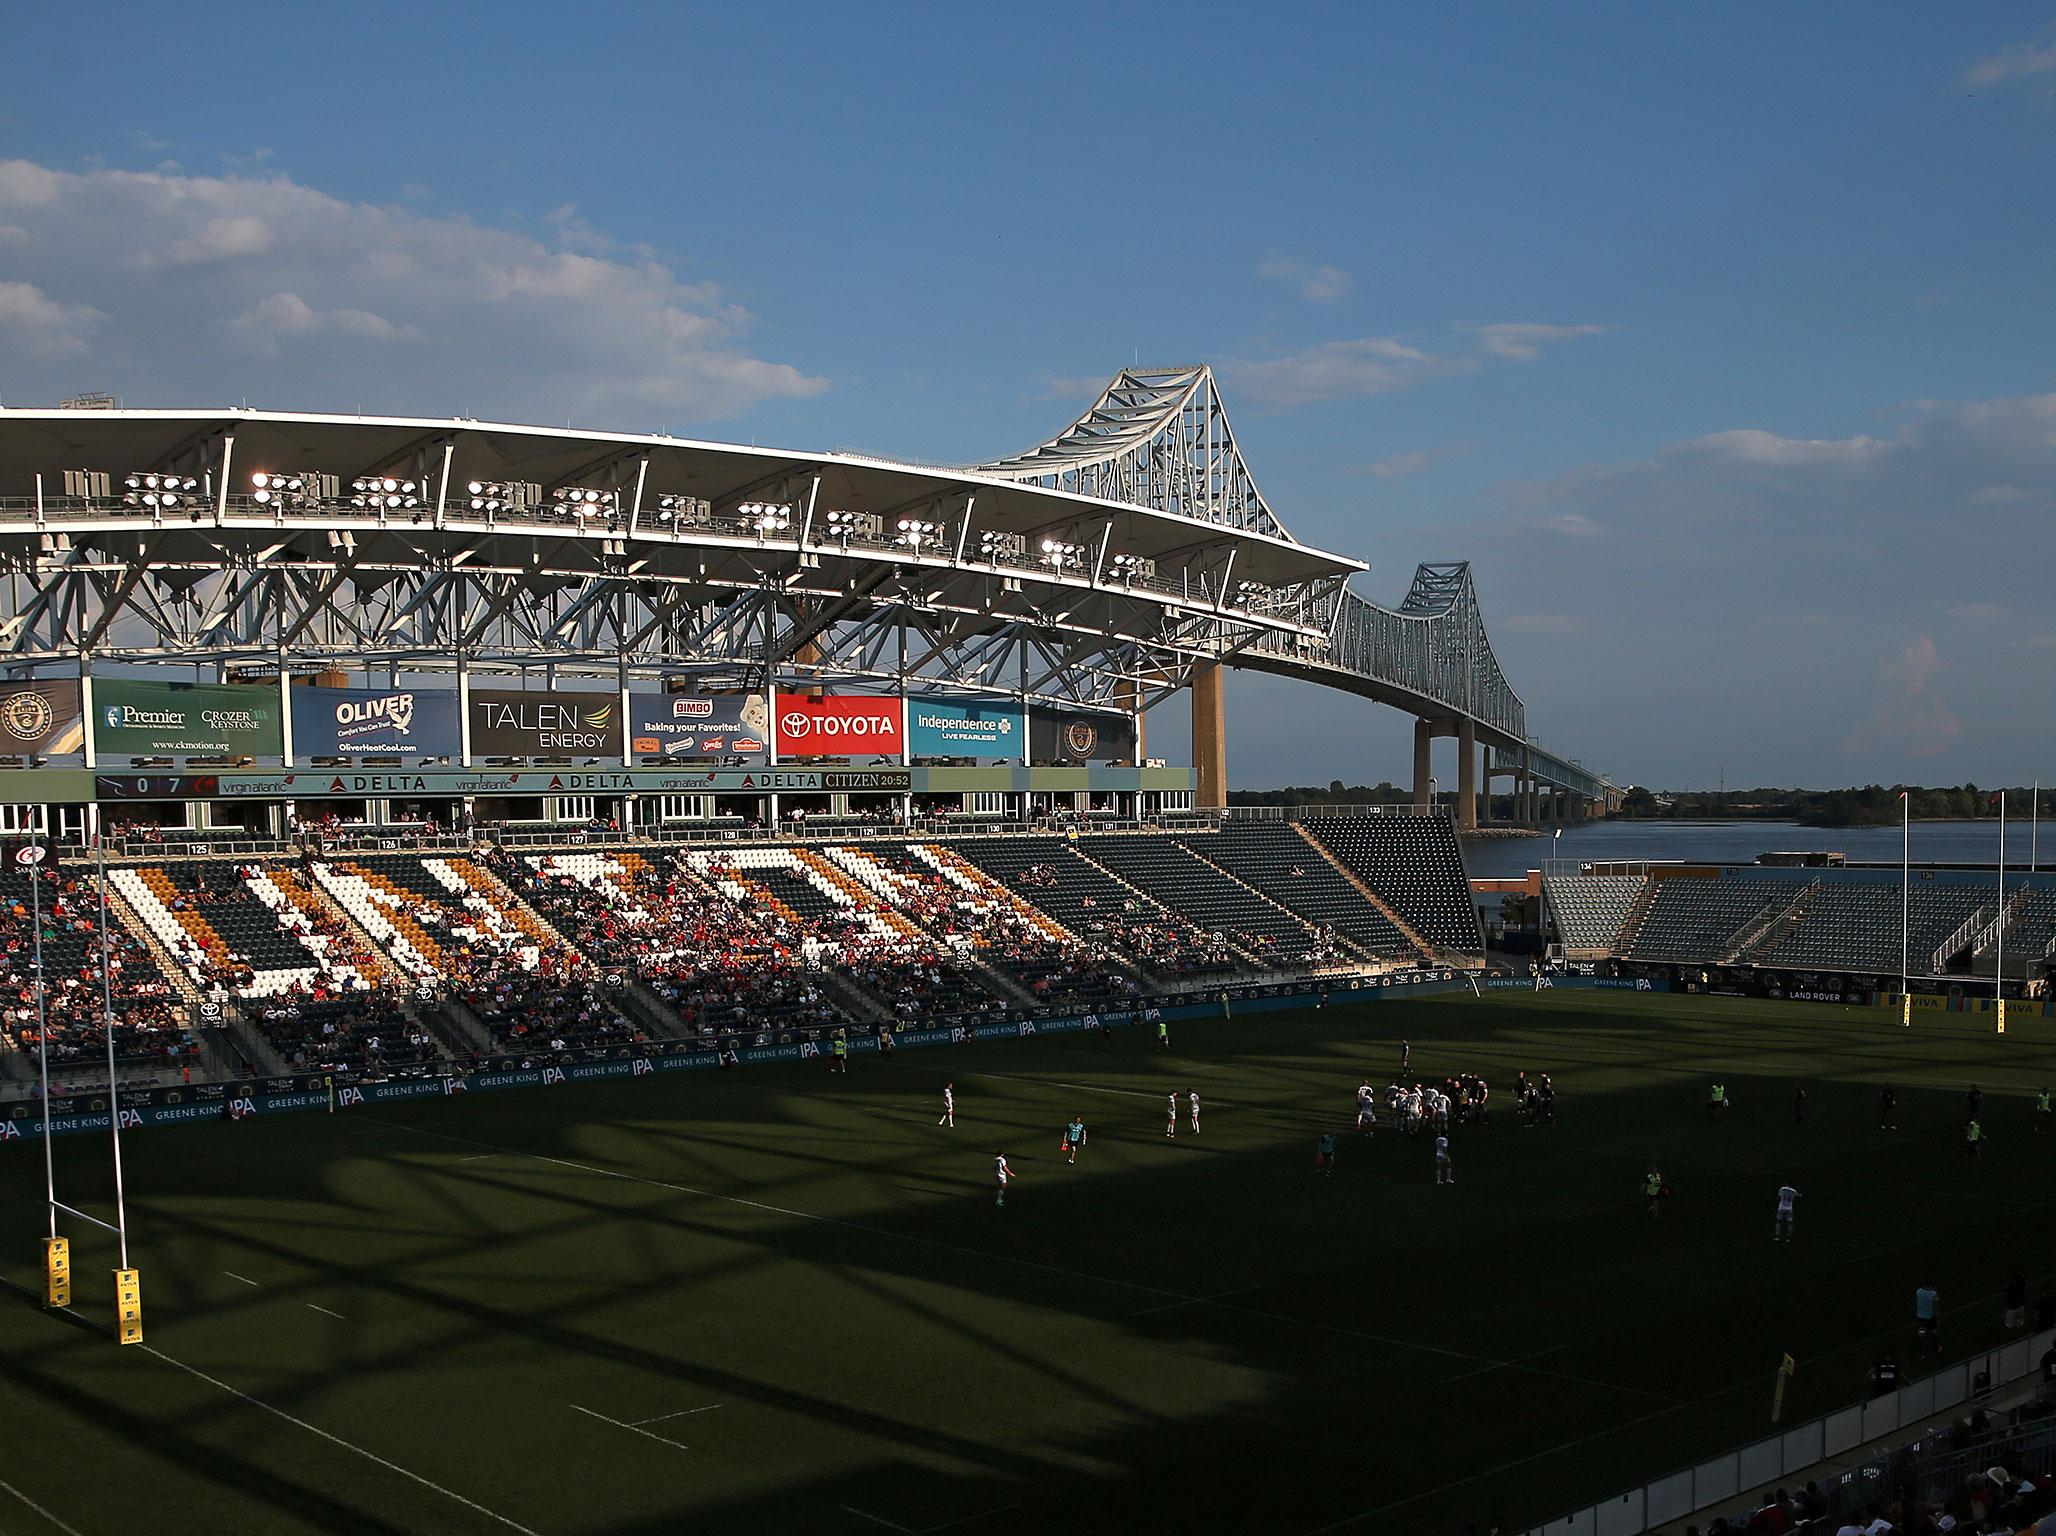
left=92, top=680, right=283, bottom=757
left=0, top=680, right=85, bottom=754
left=467, top=688, right=623, bottom=756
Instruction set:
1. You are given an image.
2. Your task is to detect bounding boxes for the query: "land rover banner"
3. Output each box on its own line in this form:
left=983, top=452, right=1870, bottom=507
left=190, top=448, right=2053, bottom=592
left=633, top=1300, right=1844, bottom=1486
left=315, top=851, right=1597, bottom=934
left=291, top=686, right=460, bottom=758
left=467, top=688, right=623, bottom=757
left=1029, top=707, right=1136, bottom=764
left=628, top=693, right=769, bottom=761
left=907, top=699, right=1024, bottom=759
left=0, top=680, right=84, bottom=755
left=92, top=680, right=283, bottom=757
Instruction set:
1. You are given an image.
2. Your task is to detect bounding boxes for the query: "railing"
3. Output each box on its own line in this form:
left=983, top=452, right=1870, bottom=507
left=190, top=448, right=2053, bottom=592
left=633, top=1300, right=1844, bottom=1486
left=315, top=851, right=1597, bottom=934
left=1722, top=879, right=1820, bottom=965
left=1533, top=1327, right=2056, bottom=1536
left=1932, top=906, right=1988, bottom=973
left=1970, top=886, right=2034, bottom=958
left=1221, top=803, right=1437, bottom=821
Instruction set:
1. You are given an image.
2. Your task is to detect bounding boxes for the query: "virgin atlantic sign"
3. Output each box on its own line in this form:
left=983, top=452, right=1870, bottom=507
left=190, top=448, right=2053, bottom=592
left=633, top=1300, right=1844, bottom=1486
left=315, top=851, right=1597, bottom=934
left=773, top=692, right=905, bottom=758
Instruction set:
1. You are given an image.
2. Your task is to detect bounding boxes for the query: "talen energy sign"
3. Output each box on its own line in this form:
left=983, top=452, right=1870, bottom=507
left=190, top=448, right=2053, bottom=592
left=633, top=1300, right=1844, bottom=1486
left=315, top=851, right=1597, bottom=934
left=774, top=692, right=904, bottom=759
left=92, top=680, right=283, bottom=757
left=907, top=699, right=1023, bottom=759
left=468, top=688, right=622, bottom=757
left=291, top=687, right=460, bottom=758
left=628, top=693, right=769, bottom=761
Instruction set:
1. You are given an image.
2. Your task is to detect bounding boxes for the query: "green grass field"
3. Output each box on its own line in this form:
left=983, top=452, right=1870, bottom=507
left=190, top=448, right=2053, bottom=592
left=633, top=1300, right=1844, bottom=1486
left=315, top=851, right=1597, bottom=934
left=4, top=992, right=2055, bottom=1536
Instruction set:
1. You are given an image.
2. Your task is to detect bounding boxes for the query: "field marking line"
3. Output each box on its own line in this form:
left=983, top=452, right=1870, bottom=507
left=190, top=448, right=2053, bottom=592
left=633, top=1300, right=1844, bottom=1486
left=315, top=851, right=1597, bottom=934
left=838, top=1505, right=915, bottom=1533
left=306, top=1304, right=347, bottom=1320
left=458, top=1154, right=497, bottom=1163
left=922, top=1501, right=1025, bottom=1533
left=365, top=1115, right=1680, bottom=1403
left=0, top=1478, right=84, bottom=1536
left=222, top=1270, right=259, bottom=1287
left=1129, top=1286, right=1262, bottom=1318
left=569, top=1403, right=690, bottom=1452
left=136, top=1345, right=539, bottom=1535
left=629, top=1404, right=722, bottom=1426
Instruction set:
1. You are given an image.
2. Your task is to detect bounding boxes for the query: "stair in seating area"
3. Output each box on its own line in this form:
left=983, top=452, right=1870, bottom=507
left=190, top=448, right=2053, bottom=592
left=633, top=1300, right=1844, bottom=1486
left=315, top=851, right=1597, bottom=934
left=1612, top=878, right=1661, bottom=956
left=621, top=979, right=693, bottom=1040
left=1724, top=879, right=1821, bottom=966
left=99, top=871, right=207, bottom=1005
left=443, top=857, right=580, bottom=958
left=1291, top=826, right=1431, bottom=958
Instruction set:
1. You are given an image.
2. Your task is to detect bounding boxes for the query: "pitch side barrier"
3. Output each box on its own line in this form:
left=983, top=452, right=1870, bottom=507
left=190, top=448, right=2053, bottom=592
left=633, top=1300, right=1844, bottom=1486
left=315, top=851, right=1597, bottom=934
left=2, top=970, right=1482, bottom=1141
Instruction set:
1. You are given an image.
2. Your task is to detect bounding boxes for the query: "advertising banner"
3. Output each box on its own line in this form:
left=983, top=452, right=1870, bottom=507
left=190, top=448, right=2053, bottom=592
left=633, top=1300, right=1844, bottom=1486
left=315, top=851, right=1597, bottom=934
left=1029, top=708, right=1137, bottom=765
left=92, top=680, right=282, bottom=757
left=291, top=686, right=460, bottom=758
left=468, top=688, right=622, bottom=757
left=0, top=680, right=85, bottom=755
left=774, top=691, right=904, bottom=759
left=628, top=693, right=770, bottom=761
left=906, top=699, right=1024, bottom=759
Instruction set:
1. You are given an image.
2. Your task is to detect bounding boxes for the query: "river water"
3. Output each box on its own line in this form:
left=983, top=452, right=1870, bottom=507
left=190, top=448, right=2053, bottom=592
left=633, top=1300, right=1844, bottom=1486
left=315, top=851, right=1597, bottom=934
left=1458, top=819, right=2046, bottom=882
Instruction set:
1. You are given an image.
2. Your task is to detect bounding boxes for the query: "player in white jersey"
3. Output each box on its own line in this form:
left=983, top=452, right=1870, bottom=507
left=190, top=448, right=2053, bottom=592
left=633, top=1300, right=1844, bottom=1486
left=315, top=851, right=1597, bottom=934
left=1434, top=1133, right=1454, bottom=1184
left=938, top=1082, right=955, bottom=1127
left=1356, top=1082, right=1376, bottom=1137
left=994, top=1153, right=1013, bottom=1206
left=1166, top=1093, right=1178, bottom=1138
left=1774, top=1184, right=1800, bottom=1242
left=1188, top=1091, right=1201, bottom=1135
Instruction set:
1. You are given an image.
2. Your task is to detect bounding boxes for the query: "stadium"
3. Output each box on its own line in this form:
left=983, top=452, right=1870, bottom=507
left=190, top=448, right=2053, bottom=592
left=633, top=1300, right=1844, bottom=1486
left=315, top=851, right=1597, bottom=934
left=2, top=372, right=2053, bottom=1536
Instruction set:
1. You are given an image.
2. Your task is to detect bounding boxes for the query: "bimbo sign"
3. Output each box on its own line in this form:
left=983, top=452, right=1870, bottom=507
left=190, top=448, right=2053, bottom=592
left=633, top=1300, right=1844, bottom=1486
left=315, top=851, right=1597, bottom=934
left=773, top=692, right=904, bottom=757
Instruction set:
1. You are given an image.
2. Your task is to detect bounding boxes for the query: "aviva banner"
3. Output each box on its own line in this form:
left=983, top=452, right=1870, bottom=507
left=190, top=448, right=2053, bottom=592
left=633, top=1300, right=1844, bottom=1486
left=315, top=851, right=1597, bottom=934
left=907, top=699, right=1023, bottom=759
left=291, top=687, right=460, bottom=758
left=93, top=680, right=282, bottom=757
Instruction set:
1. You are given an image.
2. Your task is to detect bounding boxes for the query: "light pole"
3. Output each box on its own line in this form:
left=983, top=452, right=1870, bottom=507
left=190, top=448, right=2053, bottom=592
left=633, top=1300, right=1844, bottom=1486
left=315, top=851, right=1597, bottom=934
left=1899, top=789, right=1910, bottom=1026
left=1996, top=790, right=2006, bottom=1034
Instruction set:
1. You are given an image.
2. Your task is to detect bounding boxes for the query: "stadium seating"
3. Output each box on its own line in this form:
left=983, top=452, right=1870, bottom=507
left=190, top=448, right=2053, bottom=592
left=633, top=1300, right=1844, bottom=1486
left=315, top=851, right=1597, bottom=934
left=1074, top=834, right=1317, bottom=964
left=0, top=863, right=192, bottom=1076
left=1300, top=816, right=1484, bottom=953
left=1179, top=822, right=1411, bottom=957
left=1541, top=873, right=1646, bottom=954
left=947, top=836, right=1238, bottom=978
left=1624, top=875, right=1791, bottom=962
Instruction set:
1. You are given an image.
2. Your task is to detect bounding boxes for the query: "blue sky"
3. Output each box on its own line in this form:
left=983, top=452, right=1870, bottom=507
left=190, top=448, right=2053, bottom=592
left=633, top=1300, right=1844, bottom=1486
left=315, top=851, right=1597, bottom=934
left=3, top=3, right=2053, bottom=789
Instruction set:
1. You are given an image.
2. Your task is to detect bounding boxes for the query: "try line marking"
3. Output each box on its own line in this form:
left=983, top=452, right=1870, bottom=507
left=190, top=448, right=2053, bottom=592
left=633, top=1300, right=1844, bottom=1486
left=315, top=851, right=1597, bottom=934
left=138, top=1345, right=538, bottom=1534
left=571, top=1403, right=690, bottom=1451
left=0, top=1477, right=85, bottom=1536
left=222, top=1270, right=259, bottom=1287
left=365, top=1115, right=1675, bottom=1406
left=307, top=1304, right=347, bottom=1320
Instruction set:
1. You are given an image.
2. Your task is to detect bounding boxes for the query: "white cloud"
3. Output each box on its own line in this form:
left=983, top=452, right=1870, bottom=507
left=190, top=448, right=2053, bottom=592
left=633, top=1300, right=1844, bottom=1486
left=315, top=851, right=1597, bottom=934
left=1961, top=27, right=2056, bottom=87
left=229, top=291, right=410, bottom=354
left=1228, top=320, right=1615, bottom=409
left=1231, top=337, right=1458, bottom=409
left=1258, top=254, right=1354, bottom=304
left=1845, top=636, right=1962, bottom=760
left=0, top=279, right=106, bottom=356
left=1363, top=450, right=1431, bottom=480
left=1419, top=392, right=2056, bottom=782
left=1357, top=444, right=1469, bottom=480
left=0, top=157, right=825, bottom=424
left=1464, top=321, right=1618, bottom=362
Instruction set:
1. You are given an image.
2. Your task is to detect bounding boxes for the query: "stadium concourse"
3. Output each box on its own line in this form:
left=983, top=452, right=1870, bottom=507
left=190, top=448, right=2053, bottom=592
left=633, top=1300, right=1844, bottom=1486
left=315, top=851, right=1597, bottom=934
left=0, top=814, right=1482, bottom=1098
